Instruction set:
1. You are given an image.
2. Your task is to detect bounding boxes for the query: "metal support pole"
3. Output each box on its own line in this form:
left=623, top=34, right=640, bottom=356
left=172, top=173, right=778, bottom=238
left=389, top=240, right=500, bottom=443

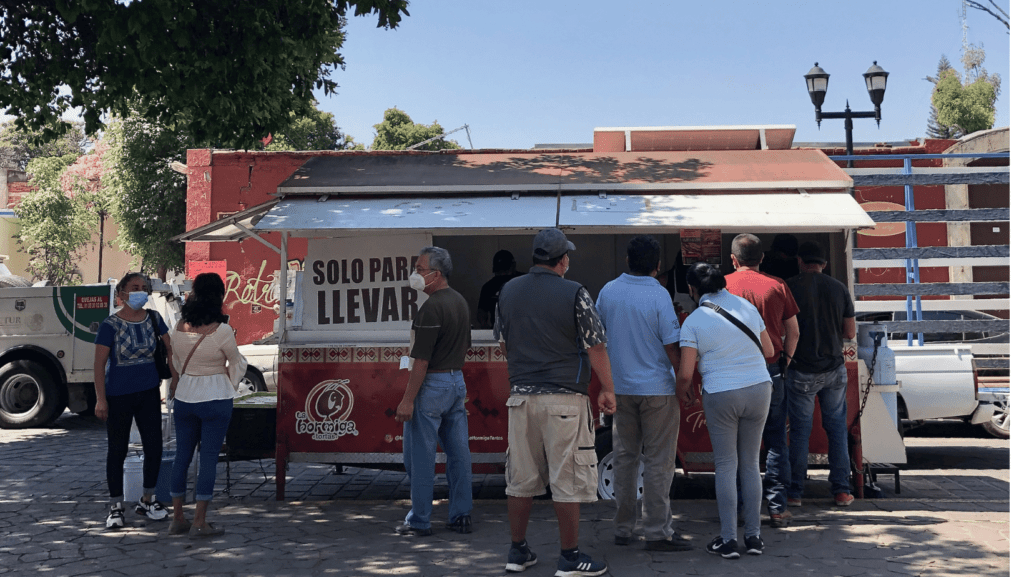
left=902, top=158, right=923, bottom=346
left=844, top=104, right=855, bottom=168
left=277, top=232, right=288, bottom=343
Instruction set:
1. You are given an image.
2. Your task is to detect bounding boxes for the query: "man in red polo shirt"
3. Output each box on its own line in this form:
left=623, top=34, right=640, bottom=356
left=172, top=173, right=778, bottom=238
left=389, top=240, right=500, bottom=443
left=725, top=233, right=800, bottom=528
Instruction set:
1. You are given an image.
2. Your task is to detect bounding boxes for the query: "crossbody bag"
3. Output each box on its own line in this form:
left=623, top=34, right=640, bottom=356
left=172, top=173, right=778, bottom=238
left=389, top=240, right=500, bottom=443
left=699, top=301, right=763, bottom=355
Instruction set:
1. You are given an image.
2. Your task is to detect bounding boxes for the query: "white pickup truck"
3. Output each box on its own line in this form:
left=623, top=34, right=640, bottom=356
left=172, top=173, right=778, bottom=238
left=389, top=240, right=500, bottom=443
left=857, top=310, right=1010, bottom=439
left=887, top=343, right=1007, bottom=438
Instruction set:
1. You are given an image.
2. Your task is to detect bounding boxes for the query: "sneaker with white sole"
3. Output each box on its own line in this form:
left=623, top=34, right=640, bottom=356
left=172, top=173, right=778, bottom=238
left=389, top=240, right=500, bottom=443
left=505, top=542, right=538, bottom=573
left=554, top=551, right=607, bottom=576
left=106, top=503, right=125, bottom=530
left=744, top=534, right=764, bottom=555
left=705, top=536, right=740, bottom=559
left=135, top=497, right=169, bottom=520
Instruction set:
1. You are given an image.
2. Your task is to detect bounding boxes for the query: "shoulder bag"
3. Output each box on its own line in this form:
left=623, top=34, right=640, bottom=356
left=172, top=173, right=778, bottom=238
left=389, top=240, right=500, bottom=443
left=147, top=310, right=173, bottom=380
left=700, top=301, right=763, bottom=355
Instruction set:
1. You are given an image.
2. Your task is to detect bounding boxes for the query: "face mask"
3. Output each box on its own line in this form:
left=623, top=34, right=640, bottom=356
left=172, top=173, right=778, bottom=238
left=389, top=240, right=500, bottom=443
left=408, top=272, right=427, bottom=292
left=126, top=291, right=148, bottom=310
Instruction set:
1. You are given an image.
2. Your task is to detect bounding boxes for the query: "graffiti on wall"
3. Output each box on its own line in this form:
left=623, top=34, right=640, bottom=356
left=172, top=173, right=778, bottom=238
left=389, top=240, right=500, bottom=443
left=225, top=258, right=304, bottom=309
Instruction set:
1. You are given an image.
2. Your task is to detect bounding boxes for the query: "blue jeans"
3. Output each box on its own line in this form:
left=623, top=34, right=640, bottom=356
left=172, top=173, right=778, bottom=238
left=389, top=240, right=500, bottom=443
left=786, top=365, right=851, bottom=498
left=762, top=362, right=791, bottom=514
left=403, top=371, right=472, bottom=530
left=171, top=398, right=233, bottom=501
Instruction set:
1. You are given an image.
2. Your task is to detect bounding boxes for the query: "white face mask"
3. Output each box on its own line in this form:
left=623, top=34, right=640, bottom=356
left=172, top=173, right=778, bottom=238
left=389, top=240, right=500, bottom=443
left=409, top=272, right=427, bottom=292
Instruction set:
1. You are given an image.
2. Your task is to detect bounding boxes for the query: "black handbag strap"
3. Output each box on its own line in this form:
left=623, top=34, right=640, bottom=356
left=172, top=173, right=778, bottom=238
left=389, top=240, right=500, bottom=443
left=147, top=310, right=162, bottom=343
left=700, top=301, right=763, bottom=354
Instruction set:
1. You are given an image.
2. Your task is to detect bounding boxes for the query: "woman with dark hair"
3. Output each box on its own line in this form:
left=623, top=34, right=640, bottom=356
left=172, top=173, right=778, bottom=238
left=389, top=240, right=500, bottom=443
left=675, top=262, right=773, bottom=559
left=166, top=272, right=246, bottom=539
left=94, top=272, right=174, bottom=529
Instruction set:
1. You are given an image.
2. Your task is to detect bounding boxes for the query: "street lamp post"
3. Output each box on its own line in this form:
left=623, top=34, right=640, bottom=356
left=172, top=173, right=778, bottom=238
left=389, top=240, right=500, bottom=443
left=804, top=61, right=890, bottom=167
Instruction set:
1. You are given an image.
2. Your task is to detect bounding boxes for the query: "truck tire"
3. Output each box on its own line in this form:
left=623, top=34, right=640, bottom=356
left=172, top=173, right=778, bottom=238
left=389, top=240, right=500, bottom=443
left=240, top=367, right=268, bottom=393
left=594, top=428, right=644, bottom=501
left=0, top=361, right=66, bottom=428
left=982, top=398, right=1010, bottom=439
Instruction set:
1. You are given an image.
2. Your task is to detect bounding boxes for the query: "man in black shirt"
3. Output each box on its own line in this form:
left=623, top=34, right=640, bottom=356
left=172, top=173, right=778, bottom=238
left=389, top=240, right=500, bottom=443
left=394, top=246, right=473, bottom=537
left=477, top=249, right=522, bottom=329
left=785, top=241, right=857, bottom=509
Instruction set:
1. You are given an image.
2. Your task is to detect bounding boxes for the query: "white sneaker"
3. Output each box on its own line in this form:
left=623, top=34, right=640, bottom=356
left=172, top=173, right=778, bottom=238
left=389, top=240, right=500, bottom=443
left=106, top=503, right=125, bottom=530
left=135, top=497, right=169, bottom=520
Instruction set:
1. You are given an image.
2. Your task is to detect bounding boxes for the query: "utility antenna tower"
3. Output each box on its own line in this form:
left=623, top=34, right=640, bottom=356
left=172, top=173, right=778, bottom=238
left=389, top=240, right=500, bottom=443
left=961, top=0, right=970, bottom=54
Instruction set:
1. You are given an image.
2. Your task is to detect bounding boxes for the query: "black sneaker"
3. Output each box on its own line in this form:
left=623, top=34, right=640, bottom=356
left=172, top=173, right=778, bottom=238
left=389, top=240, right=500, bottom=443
left=105, top=503, right=125, bottom=530
left=394, top=522, right=432, bottom=537
left=644, top=535, right=693, bottom=551
left=744, top=534, right=764, bottom=555
left=135, top=497, right=168, bottom=520
left=705, top=536, right=740, bottom=559
left=554, top=551, right=607, bottom=576
left=505, top=542, right=538, bottom=573
left=446, top=515, right=473, bottom=534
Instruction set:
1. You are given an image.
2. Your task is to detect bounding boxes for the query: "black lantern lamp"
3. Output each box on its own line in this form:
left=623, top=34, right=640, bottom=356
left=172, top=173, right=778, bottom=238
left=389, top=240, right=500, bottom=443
left=863, top=61, right=889, bottom=126
left=804, top=62, right=830, bottom=127
left=804, top=62, right=890, bottom=164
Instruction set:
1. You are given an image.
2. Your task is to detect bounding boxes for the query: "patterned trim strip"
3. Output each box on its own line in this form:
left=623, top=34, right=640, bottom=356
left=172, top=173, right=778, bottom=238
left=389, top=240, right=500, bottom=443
left=280, top=345, right=505, bottom=364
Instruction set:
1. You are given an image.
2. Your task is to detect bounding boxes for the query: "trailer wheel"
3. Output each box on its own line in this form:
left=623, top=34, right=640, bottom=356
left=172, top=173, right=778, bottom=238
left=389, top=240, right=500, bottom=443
left=240, top=367, right=268, bottom=393
left=594, top=428, right=644, bottom=501
left=982, top=398, right=1010, bottom=439
left=0, top=361, right=66, bottom=429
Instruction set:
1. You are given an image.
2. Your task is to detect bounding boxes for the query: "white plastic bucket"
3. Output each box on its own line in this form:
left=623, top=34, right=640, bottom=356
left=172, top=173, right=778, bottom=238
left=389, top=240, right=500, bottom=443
left=123, top=455, right=144, bottom=504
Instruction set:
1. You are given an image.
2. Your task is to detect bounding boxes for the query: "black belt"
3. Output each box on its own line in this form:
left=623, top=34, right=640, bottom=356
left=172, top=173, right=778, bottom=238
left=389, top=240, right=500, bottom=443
left=427, top=368, right=461, bottom=374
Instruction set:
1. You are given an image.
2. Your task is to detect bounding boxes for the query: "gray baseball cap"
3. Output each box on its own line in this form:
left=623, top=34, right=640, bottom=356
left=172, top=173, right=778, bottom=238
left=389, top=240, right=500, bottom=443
left=533, top=228, right=576, bottom=260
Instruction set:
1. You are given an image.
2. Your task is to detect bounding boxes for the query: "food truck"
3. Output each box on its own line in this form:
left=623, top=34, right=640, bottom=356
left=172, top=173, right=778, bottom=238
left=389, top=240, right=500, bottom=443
left=175, top=125, right=905, bottom=501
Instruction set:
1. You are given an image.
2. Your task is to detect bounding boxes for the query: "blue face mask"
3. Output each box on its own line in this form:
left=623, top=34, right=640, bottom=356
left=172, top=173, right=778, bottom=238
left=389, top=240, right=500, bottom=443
left=126, top=291, right=148, bottom=310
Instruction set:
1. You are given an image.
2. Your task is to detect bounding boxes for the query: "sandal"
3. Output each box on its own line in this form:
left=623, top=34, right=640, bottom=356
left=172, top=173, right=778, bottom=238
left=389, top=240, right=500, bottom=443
left=188, top=523, right=225, bottom=539
left=168, top=518, right=192, bottom=536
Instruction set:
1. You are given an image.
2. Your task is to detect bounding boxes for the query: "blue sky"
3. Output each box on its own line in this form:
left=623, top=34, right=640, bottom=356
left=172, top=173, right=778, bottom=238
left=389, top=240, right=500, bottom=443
left=323, top=0, right=1012, bottom=150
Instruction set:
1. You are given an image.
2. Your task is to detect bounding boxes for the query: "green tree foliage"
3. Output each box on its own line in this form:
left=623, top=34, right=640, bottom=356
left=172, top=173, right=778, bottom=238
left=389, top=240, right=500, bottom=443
left=0, top=0, right=408, bottom=149
left=0, top=119, right=90, bottom=170
left=265, top=104, right=365, bottom=151
left=925, top=56, right=959, bottom=139
left=103, top=104, right=198, bottom=274
left=13, top=155, right=95, bottom=284
left=371, top=108, right=461, bottom=151
left=930, top=46, right=1000, bottom=137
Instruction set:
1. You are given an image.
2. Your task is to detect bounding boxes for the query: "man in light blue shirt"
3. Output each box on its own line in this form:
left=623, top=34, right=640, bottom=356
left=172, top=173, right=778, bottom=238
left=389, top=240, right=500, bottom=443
left=596, top=235, right=688, bottom=552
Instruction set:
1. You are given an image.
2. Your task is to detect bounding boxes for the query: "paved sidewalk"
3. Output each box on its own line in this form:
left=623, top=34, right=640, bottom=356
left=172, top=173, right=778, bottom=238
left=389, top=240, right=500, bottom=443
left=0, top=413, right=1010, bottom=576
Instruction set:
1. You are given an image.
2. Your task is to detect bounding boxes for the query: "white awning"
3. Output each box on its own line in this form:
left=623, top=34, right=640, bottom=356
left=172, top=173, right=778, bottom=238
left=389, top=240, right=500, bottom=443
left=174, top=192, right=874, bottom=243
left=558, top=193, right=875, bottom=233
left=252, top=196, right=558, bottom=237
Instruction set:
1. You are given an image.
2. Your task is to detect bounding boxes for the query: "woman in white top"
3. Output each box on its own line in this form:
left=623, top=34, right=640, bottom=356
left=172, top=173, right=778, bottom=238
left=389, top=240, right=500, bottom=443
left=676, top=263, right=773, bottom=559
left=167, top=273, right=246, bottom=539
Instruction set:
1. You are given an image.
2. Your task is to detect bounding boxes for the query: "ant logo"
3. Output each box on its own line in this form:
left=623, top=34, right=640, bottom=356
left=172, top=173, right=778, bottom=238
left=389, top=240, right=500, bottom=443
left=295, top=379, right=359, bottom=441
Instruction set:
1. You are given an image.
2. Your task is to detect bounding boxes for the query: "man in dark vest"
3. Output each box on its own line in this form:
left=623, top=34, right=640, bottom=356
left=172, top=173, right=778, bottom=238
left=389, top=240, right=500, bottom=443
left=494, top=228, right=616, bottom=576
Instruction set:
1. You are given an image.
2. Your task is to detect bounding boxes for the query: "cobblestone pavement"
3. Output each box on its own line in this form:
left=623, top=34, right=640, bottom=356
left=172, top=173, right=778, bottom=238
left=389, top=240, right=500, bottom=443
left=0, top=412, right=1010, bottom=576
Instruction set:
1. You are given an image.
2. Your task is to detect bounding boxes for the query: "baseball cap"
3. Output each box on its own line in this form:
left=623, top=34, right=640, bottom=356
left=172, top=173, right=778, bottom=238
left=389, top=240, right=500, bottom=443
left=533, top=228, right=576, bottom=260
left=797, top=241, right=827, bottom=265
left=492, top=250, right=515, bottom=272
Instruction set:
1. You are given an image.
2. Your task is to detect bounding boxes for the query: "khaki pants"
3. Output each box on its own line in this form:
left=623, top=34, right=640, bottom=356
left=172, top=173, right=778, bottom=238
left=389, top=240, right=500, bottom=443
left=612, top=394, right=680, bottom=541
left=505, top=394, right=598, bottom=503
